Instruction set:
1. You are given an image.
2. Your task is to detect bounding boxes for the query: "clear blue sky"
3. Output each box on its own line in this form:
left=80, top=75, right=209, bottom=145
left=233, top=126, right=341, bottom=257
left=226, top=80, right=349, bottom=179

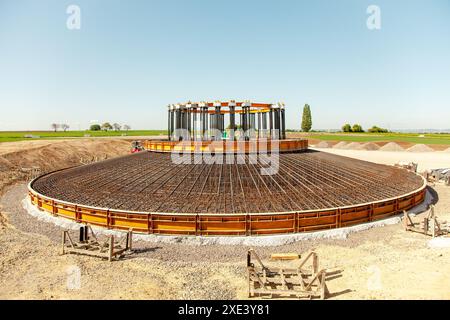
left=1, top=0, right=449, bottom=131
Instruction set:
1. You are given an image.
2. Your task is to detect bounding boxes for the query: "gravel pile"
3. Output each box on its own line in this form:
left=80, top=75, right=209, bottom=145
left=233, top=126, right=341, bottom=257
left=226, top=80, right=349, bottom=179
left=380, top=142, right=405, bottom=152
left=342, top=142, right=361, bottom=150
left=315, top=141, right=331, bottom=148
left=407, top=144, right=434, bottom=152
left=332, top=141, right=348, bottom=149
left=357, top=142, right=380, bottom=151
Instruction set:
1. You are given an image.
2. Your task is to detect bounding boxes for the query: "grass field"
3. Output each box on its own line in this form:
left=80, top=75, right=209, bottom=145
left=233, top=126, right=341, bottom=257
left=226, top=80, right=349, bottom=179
left=2, top=130, right=450, bottom=146
left=0, top=130, right=166, bottom=143
left=305, top=133, right=450, bottom=145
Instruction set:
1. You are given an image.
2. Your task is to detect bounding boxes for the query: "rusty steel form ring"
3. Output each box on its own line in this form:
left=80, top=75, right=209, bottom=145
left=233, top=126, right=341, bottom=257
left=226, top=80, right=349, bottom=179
left=27, top=171, right=427, bottom=236
left=143, top=139, right=308, bottom=154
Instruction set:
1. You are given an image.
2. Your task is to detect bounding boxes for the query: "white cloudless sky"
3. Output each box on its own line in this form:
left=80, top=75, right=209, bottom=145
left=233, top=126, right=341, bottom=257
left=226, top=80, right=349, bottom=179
left=0, top=0, right=449, bottom=131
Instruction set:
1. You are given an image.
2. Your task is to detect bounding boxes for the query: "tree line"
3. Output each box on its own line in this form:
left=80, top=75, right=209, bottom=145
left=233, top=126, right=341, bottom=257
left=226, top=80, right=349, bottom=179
left=89, top=123, right=131, bottom=131
left=50, top=123, right=131, bottom=132
left=341, top=124, right=388, bottom=133
left=51, top=123, right=70, bottom=132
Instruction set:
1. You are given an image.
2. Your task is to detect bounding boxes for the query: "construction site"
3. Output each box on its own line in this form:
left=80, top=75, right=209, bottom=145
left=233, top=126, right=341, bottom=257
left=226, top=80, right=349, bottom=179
left=0, top=101, right=449, bottom=300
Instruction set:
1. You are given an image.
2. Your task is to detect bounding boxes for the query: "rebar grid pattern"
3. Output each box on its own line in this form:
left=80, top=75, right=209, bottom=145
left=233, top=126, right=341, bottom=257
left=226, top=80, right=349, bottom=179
left=31, top=150, right=423, bottom=215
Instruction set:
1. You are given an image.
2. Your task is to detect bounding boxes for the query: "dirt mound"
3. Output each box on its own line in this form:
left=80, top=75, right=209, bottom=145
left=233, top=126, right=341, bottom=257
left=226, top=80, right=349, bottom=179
left=342, top=142, right=361, bottom=150
left=380, top=142, right=405, bottom=152
left=332, top=141, right=348, bottom=149
left=407, top=144, right=435, bottom=153
left=0, top=139, right=131, bottom=197
left=0, top=139, right=130, bottom=172
left=315, top=141, right=331, bottom=148
left=356, top=142, right=380, bottom=151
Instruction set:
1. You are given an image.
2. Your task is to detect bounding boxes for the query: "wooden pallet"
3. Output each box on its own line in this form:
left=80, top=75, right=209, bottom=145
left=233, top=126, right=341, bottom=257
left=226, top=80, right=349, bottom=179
left=404, top=205, right=448, bottom=237
left=247, top=249, right=329, bottom=299
left=62, top=225, right=133, bottom=261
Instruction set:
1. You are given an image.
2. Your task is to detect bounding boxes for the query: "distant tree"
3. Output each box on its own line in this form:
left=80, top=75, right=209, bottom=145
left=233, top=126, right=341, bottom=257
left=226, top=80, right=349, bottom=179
left=301, top=104, right=312, bottom=132
left=101, top=122, right=113, bottom=131
left=123, top=124, right=131, bottom=131
left=112, top=123, right=121, bottom=131
left=61, top=124, right=70, bottom=132
left=342, top=123, right=352, bottom=132
left=352, top=124, right=364, bottom=133
left=368, top=125, right=388, bottom=133
left=51, top=123, right=60, bottom=132
left=90, top=124, right=101, bottom=131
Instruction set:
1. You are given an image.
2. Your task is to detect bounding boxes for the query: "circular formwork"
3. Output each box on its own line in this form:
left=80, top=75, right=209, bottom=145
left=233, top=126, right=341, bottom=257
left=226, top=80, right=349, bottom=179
left=143, top=139, right=308, bottom=154
left=27, top=143, right=427, bottom=236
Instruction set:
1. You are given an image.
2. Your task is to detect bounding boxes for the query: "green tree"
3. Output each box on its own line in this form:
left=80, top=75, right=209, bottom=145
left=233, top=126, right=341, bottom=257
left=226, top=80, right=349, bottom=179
left=342, top=123, right=352, bottom=132
left=51, top=123, right=60, bottom=132
left=90, top=124, right=101, bottom=131
left=352, top=124, right=364, bottom=132
left=301, top=104, right=312, bottom=132
left=112, top=123, right=121, bottom=131
left=101, top=122, right=113, bottom=131
left=368, top=125, right=388, bottom=133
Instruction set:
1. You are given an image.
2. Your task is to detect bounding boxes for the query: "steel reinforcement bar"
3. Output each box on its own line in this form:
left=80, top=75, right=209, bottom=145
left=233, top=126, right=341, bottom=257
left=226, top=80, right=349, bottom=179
left=27, top=177, right=427, bottom=236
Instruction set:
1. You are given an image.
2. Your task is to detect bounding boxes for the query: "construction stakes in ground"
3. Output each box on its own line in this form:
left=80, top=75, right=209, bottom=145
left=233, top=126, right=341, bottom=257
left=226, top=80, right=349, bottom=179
left=61, top=224, right=133, bottom=261
left=247, top=249, right=330, bottom=299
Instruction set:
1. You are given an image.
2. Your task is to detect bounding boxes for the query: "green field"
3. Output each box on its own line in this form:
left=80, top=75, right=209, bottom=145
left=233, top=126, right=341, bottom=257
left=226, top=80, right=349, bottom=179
left=0, top=130, right=166, bottom=143
left=2, top=130, right=450, bottom=146
left=306, top=133, right=450, bottom=145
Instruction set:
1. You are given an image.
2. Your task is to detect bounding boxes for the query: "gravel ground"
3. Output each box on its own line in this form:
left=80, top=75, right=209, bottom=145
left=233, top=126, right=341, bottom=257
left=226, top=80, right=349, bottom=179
left=2, top=182, right=450, bottom=299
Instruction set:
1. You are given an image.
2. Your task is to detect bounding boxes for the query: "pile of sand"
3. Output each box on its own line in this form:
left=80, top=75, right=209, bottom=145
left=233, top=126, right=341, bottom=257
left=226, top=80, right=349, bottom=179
left=0, top=139, right=131, bottom=197
left=380, top=142, right=404, bottom=152
left=0, top=139, right=130, bottom=171
left=356, top=142, right=380, bottom=151
left=332, top=141, right=348, bottom=149
left=406, top=144, right=435, bottom=153
left=342, top=142, right=361, bottom=150
left=443, top=147, right=450, bottom=153
left=315, top=141, right=331, bottom=148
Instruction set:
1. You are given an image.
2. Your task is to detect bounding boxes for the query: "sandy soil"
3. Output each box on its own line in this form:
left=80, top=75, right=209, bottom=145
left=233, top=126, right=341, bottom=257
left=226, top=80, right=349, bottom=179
left=313, top=148, right=450, bottom=172
left=0, top=139, right=449, bottom=300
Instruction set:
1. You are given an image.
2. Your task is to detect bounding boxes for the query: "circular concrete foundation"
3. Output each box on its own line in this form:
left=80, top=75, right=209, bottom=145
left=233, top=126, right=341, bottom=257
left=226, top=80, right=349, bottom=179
left=28, top=145, right=426, bottom=236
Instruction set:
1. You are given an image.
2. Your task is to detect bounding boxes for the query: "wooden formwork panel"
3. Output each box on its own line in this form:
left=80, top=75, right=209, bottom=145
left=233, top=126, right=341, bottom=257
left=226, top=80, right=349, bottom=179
left=54, top=203, right=77, bottom=219
left=109, top=212, right=149, bottom=231
left=398, top=196, right=414, bottom=210
left=373, top=200, right=396, bottom=216
left=249, top=214, right=295, bottom=235
left=151, top=215, right=197, bottom=234
left=340, top=205, right=371, bottom=226
left=298, top=210, right=338, bottom=229
left=40, top=198, right=54, bottom=212
left=77, top=208, right=108, bottom=226
left=414, top=190, right=425, bottom=203
left=198, top=215, right=246, bottom=234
